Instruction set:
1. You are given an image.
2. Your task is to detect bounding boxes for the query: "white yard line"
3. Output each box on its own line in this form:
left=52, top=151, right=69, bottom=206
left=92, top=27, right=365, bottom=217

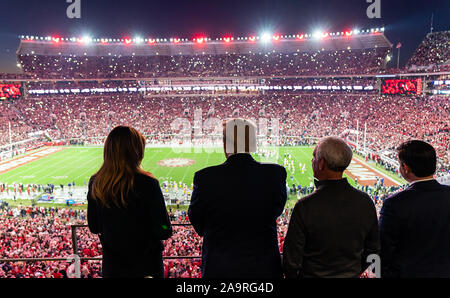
left=0, top=147, right=65, bottom=178
left=65, top=148, right=103, bottom=183
left=6, top=148, right=79, bottom=181
left=150, top=148, right=176, bottom=179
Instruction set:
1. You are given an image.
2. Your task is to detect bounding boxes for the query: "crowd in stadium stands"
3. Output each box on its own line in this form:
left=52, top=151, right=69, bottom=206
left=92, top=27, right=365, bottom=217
left=8, top=30, right=449, bottom=81
left=3, top=92, right=447, bottom=173
left=0, top=31, right=448, bottom=278
left=0, top=73, right=30, bottom=80
left=17, top=48, right=389, bottom=79
left=0, top=101, right=34, bottom=147
left=0, top=203, right=295, bottom=278
left=0, top=204, right=187, bottom=277
left=24, top=80, right=141, bottom=91
left=0, top=205, right=96, bottom=278
left=0, top=199, right=387, bottom=278
left=407, top=31, right=450, bottom=70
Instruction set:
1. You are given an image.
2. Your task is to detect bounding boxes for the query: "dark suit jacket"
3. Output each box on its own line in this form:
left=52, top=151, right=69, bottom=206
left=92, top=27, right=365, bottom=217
left=87, top=173, right=172, bottom=278
left=379, top=179, right=450, bottom=278
left=188, top=153, right=287, bottom=278
left=283, top=178, right=380, bottom=278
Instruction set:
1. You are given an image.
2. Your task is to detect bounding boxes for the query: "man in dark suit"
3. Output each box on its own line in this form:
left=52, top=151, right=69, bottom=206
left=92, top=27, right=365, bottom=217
left=283, top=136, right=380, bottom=278
left=188, top=118, right=287, bottom=278
left=379, top=140, right=450, bottom=277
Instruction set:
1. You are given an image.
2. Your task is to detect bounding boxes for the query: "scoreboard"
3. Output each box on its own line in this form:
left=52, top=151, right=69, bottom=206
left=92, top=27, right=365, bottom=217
left=381, top=78, right=422, bottom=95
left=0, top=84, right=22, bottom=100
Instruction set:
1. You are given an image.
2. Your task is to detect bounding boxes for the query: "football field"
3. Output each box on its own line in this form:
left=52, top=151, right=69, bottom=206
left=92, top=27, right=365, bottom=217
left=0, top=146, right=319, bottom=189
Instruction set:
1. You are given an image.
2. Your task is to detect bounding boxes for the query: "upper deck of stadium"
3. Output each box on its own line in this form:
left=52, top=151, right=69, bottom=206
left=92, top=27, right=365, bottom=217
left=17, top=28, right=392, bottom=57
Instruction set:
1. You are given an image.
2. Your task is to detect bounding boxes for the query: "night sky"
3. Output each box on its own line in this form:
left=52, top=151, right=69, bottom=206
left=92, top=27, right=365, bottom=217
left=1, top=0, right=449, bottom=73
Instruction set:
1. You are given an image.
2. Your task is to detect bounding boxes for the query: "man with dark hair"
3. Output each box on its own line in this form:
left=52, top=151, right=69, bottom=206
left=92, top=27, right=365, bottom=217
left=188, top=118, right=287, bottom=278
left=283, top=136, right=380, bottom=278
left=396, top=140, right=437, bottom=177
left=379, top=140, right=450, bottom=277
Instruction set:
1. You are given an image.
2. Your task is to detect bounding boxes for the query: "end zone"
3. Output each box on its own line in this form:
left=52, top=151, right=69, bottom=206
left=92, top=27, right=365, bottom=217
left=0, top=147, right=65, bottom=175
left=345, top=157, right=402, bottom=187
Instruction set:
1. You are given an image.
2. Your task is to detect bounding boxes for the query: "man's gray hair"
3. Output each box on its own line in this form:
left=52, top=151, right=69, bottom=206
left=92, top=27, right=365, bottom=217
left=316, top=136, right=353, bottom=172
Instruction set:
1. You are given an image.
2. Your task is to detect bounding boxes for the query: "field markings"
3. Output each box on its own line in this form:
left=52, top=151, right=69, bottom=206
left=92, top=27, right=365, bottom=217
left=8, top=149, right=84, bottom=183
left=1, top=147, right=99, bottom=185
left=353, top=155, right=404, bottom=185
left=345, top=157, right=402, bottom=187
left=146, top=148, right=175, bottom=180
left=1, top=146, right=322, bottom=190
left=47, top=148, right=101, bottom=185
left=65, top=148, right=104, bottom=185
left=182, top=150, right=213, bottom=184
left=0, top=147, right=65, bottom=175
left=0, top=148, right=69, bottom=182
left=1, top=149, right=71, bottom=181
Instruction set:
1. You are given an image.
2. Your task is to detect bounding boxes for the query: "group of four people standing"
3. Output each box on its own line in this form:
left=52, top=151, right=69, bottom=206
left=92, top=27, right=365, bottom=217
left=87, top=120, right=450, bottom=278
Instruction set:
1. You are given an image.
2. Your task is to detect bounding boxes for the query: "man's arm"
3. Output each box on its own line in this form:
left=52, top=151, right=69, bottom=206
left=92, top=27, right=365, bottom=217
left=283, top=202, right=306, bottom=278
left=188, top=172, right=206, bottom=236
left=361, top=201, right=380, bottom=274
left=378, top=197, right=400, bottom=277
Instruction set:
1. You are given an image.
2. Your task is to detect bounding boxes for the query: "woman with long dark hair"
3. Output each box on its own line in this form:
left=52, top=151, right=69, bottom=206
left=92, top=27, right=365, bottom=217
left=87, top=126, right=172, bottom=278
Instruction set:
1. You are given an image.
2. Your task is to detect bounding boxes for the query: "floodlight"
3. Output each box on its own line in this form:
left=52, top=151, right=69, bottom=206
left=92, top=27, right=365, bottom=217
left=260, top=32, right=271, bottom=42
left=82, top=36, right=92, bottom=44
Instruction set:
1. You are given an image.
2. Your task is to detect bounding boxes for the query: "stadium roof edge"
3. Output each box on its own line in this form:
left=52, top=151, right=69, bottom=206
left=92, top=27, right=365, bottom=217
left=17, top=33, right=392, bottom=57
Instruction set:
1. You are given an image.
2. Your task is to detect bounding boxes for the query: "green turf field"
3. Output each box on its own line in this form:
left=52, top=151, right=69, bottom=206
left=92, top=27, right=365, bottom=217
left=1, top=145, right=398, bottom=209
left=0, top=146, right=318, bottom=188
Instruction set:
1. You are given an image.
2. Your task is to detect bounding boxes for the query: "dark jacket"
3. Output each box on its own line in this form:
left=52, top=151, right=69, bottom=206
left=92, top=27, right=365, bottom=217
left=188, top=153, right=287, bottom=278
left=87, top=173, right=172, bottom=278
left=283, top=178, right=380, bottom=278
left=379, top=179, right=450, bottom=278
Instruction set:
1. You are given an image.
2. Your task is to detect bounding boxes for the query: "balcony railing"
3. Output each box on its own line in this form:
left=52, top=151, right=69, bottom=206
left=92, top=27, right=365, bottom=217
left=0, top=223, right=201, bottom=278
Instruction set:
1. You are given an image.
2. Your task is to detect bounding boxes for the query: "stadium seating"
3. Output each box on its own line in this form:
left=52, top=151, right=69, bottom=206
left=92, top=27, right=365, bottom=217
left=407, top=31, right=450, bottom=71
left=0, top=30, right=448, bottom=278
left=17, top=48, right=390, bottom=79
left=2, top=92, right=447, bottom=174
